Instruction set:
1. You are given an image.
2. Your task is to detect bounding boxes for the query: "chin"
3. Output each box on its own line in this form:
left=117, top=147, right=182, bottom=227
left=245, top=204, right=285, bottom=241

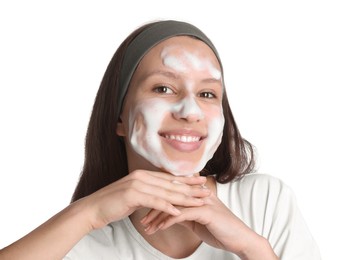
left=160, top=161, right=205, bottom=177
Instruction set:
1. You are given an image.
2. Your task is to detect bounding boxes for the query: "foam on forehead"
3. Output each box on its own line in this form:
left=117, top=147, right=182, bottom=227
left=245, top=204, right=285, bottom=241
left=117, top=20, right=223, bottom=118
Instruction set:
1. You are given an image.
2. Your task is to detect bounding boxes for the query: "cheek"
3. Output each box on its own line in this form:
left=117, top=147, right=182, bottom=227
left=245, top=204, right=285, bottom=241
left=130, top=99, right=172, bottom=133
left=204, top=104, right=224, bottom=122
left=204, top=105, right=225, bottom=143
left=133, top=112, right=145, bottom=132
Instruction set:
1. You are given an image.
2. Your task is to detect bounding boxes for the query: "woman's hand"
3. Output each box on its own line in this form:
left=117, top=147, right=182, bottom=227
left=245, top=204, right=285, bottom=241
left=0, top=170, right=210, bottom=260
left=84, top=170, right=211, bottom=230
left=141, top=188, right=278, bottom=259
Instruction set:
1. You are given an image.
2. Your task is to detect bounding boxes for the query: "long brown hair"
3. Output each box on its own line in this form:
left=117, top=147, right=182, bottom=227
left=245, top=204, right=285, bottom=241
left=71, top=21, right=255, bottom=202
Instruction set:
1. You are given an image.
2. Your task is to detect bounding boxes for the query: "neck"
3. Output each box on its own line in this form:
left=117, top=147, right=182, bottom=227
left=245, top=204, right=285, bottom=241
left=130, top=208, right=202, bottom=258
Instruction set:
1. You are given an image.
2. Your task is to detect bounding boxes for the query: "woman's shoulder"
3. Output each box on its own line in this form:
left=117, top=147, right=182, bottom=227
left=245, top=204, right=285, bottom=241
left=218, top=174, right=321, bottom=259
left=218, top=173, right=291, bottom=193
left=217, top=173, right=297, bottom=239
left=216, top=173, right=295, bottom=213
left=233, top=172, right=286, bottom=187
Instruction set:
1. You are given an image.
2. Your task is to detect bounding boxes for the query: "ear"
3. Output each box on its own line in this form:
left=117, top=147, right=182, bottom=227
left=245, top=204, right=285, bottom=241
left=116, top=117, right=126, bottom=137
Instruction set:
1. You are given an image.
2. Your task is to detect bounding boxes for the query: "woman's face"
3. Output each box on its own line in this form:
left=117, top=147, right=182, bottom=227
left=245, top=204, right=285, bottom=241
left=117, top=36, right=225, bottom=176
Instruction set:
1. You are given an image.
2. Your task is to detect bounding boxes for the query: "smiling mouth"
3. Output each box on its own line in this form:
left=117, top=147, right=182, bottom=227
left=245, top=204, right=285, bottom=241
left=158, top=132, right=205, bottom=152
left=163, top=134, right=202, bottom=143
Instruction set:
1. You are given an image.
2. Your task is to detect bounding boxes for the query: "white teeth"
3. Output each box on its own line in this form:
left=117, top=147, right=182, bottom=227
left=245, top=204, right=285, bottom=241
left=164, top=135, right=200, bottom=143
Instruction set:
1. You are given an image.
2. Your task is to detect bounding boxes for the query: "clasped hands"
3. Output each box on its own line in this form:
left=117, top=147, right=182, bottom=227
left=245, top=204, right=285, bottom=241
left=87, top=170, right=276, bottom=259
left=136, top=172, right=259, bottom=255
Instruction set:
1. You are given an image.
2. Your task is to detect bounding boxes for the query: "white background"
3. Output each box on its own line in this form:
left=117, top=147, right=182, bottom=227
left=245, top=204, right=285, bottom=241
left=0, top=0, right=345, bottom=258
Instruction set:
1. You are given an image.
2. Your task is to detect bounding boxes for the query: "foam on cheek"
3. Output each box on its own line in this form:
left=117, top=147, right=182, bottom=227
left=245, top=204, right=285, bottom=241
left=129, top=97, right=224, bottom=176
left=204, top=108, right=224, bottom=162
left=129, top=99, right=190, bottom=175
left=129, top=99, right=165, bottom=168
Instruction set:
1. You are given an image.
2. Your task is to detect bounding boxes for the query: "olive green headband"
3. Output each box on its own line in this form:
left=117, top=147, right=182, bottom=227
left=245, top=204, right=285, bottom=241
left=117, top=20, right=223, bottom=117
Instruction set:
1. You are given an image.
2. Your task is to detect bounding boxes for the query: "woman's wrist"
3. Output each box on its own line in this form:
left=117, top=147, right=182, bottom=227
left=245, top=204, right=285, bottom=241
left=70, top=195, right=100, bottom=232
left=0, top=198, right=97, bottom=260
left=237, top=234, right=278, bottom=260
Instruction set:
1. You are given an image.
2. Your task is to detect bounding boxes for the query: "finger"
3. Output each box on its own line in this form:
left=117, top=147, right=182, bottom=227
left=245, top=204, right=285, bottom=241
left=140, top=209, right=162, bottom=225
left=128, top=170, right=207, bottom=187
left=139, top=170, right=205, bottom=182
left=159, top=207, right=208, bottom=230
left=168, top=183, right=211, bottom=199
left=123, top=177, right=209, bottom=208
left=148, top=178, right=211, bottom=199
left=172, top=175, right=208, bottom=186
left=135, top=192, right=182, bottom=217
left=144, top=212, right=171, bottom=235
left=140, top=184, right=207, bottom=207
left=124, top=170, right=211, bottom=200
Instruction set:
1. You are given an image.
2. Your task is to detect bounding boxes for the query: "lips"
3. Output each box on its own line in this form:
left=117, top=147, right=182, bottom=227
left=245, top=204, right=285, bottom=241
left=159, top=130, right=206, bottom=152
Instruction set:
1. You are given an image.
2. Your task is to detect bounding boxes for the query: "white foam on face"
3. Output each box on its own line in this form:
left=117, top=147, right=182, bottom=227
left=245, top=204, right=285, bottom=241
left=207, top=63, right=222, bottom=80
left=161, top=47, right=221, bottom=80
left=161, top=56, right=188, bottom=72
left=129, top=98, right=224, bottom=176
left=160, top=47, right=187, bottom=73
left=172, top=95, right=205, bottom=120
left=128, top=45, right=224, bottom=176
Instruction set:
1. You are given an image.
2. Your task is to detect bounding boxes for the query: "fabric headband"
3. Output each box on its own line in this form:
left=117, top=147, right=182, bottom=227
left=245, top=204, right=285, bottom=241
left=117, top=20, right=223, bottom=118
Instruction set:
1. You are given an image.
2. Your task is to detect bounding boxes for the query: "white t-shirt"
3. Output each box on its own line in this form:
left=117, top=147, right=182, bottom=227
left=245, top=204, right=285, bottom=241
left=64, top=174, right=321, bottom=259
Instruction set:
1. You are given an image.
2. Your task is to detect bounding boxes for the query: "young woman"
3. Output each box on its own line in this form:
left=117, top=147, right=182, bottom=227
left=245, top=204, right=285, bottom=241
left=0, top=20, right=320, bottom=260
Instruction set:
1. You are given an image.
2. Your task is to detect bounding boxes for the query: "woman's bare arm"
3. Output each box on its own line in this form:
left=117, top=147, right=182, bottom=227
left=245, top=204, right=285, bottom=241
left=0, top=199, right=92, bottom=260
left=0, top=171, right=209, bottom=260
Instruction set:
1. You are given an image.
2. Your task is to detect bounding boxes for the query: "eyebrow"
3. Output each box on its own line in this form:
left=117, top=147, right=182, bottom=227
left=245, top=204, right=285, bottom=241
left=144, top=70, right=180, bottom=80
left=201, top=77, right=222, bottom=84
left=144, top=70, right=222, bottom=84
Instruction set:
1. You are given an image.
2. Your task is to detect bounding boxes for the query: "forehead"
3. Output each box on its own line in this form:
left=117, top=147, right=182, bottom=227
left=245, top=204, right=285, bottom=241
left=134, top=36, right=221, bottom=75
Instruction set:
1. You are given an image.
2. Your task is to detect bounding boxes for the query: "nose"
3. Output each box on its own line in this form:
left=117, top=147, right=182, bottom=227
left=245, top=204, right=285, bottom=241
left=172, top=96, right=205, bottom=122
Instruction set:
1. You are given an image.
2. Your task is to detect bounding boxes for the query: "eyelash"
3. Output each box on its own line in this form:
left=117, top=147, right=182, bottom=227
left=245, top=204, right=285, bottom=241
left=198, top=92, right=217, bottom=99
left=153, top=86, right=218, bottom=99
left=153, top=85, right=175, bottom=94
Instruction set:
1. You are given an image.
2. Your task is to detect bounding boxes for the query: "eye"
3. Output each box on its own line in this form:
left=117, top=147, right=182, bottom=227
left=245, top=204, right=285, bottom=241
left=198, top=91, right=216, bottom=99
left=153, top=85, right=174, bottom=94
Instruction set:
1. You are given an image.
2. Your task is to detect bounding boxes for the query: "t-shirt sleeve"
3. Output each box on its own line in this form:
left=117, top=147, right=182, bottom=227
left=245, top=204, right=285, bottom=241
left=266, top=180, right=321, bottom=259
left=220, top=174, right=321, bottom=260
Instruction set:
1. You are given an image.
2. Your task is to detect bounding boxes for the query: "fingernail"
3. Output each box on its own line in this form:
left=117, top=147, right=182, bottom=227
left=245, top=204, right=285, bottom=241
left=140, top=216, right=148, bottom=224
left=145, top=224, right=161, bottom=234
left=158, top=222, right=165, bottom=230
left=144, top=224, right=151, bottom=232
left=171, top=207, right=181, bottom=215
left=201, top=184, right=209, bottom=190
